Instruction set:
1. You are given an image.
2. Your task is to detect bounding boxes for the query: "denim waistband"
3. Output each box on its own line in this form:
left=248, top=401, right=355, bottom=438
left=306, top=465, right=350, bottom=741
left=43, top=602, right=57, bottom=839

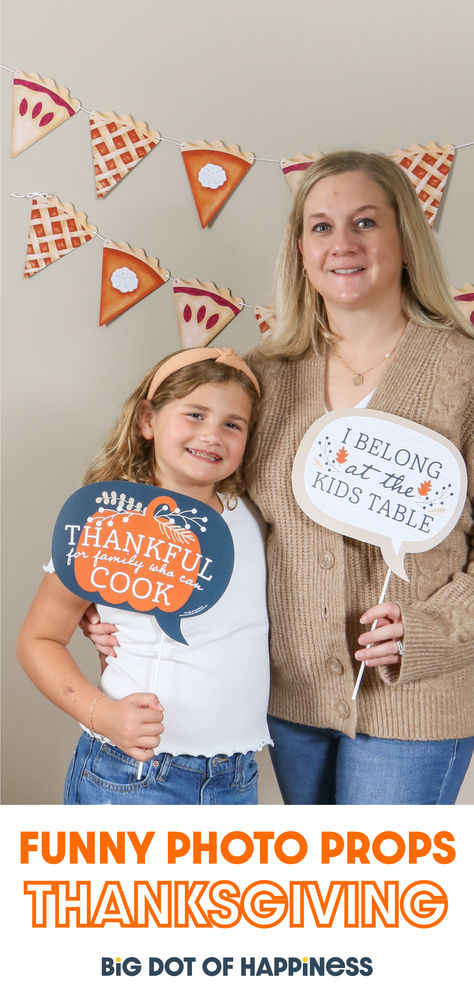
left=81, top=731, right=254, bottom=783
left=156, top=750, right=254, bottom=780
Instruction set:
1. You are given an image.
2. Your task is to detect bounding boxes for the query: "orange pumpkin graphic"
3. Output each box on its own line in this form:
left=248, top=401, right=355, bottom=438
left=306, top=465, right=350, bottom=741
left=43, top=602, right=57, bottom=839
left=74, top=495, right=202, bottom=614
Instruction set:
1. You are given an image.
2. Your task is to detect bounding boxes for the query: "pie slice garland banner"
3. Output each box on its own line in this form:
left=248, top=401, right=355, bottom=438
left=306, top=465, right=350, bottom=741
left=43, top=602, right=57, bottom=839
left=24, top=196, right=97, bottom=277
left=99, top=240, right=170, bottom=325
left=280, top=152, right=323, bottom=193
left=254, top=305, right=277, bottom=338
left=90, top=110, right=161, bottom=198
left=180, top=140, right=254, bottom=228
left=451, top=283, right=474, bottom=326
left=391, top=142, right=455, bottom=226
left=173, top=278, right=244, bottom=347
left=11, top=72, right=81, bottom=158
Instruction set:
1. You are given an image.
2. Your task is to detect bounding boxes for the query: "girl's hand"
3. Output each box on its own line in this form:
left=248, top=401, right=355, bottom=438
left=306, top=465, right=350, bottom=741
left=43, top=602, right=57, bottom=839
left=355, top=602, right=404, bottom=668
left=79, top=604, right=119, bottom=659
left=96, top=693, right=165, bottom=762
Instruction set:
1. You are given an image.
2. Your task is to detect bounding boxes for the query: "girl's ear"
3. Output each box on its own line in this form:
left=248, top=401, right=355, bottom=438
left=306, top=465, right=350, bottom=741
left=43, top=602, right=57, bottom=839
left=138, top=400, right=155, bottom=440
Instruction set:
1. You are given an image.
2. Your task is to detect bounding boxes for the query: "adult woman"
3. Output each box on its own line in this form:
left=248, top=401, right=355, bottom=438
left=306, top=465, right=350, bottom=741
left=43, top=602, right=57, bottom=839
left=84, top=151, right=474, bottom=804
left=243, top=150, right=473, bottom=804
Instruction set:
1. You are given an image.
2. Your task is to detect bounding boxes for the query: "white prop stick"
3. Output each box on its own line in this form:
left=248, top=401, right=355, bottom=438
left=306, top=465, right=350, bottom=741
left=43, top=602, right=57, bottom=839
left=136, top=630, right=165, bottom=780
left=352, top=567, right=392, bottom=700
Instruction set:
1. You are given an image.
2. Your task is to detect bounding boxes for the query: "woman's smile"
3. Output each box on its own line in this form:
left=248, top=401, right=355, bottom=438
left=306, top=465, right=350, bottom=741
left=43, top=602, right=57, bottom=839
left=331, top=267, right=365, bottom=274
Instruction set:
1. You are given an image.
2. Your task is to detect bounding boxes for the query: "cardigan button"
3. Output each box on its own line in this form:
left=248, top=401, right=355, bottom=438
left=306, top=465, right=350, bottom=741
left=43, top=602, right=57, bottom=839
left=329, top=658, right=344, bottom=675
left=319, top=551, right=335, bottom=569
left=336, top=700, right=351, bottom=719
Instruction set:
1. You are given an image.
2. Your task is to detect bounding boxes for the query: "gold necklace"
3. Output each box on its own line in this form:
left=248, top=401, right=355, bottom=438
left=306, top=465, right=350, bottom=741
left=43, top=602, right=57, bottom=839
left=330, top=329, right=405, bottom=386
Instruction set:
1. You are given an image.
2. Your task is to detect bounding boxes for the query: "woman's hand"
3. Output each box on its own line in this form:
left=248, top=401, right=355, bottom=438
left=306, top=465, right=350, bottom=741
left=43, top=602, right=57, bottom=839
left=355, top=601, right=404, bottom=667
left=96, top=693, right=165, bottom=762
left=79, top=604, right=119, bottom=670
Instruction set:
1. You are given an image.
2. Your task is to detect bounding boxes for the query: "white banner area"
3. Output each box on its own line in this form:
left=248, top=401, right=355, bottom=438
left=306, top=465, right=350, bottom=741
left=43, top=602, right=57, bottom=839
left=1, top=805, right=473, bottom=993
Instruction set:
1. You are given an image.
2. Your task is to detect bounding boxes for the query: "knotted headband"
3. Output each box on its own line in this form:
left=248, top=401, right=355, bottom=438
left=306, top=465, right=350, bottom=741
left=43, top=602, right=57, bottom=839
left=146, top=347, right=260, bottom=400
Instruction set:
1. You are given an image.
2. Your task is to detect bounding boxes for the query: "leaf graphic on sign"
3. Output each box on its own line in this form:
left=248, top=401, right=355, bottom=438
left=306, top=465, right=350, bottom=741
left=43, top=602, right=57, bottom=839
left=336, top=447, right=348, bottom=464
left=418, top=480, right=432, bottom=496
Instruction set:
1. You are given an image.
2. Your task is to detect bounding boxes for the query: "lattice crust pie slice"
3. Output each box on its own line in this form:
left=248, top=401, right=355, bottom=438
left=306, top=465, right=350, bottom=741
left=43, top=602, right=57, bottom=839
left=391, top=142, right=455, bottom=226
left=100, top=241, right=170, bottom=325
left=24, top=196, right=97, bottom=277
left=173, top=278, right=244, bottom=347
left=450, top=284, right=474, bottom=326
left=280, top=152, right=322, bottom=193
left=181, top=140, right=254, bottom=228
left=11, top=72, right=80, bottom=157
left=90, top=111, right=161, bottom=198
left=254, top=305, right=277, bottom=338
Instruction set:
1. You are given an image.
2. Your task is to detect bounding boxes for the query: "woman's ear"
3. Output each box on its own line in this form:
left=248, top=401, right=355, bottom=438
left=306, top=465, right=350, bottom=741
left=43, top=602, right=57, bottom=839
left=138, top=400, right=155, bottom=440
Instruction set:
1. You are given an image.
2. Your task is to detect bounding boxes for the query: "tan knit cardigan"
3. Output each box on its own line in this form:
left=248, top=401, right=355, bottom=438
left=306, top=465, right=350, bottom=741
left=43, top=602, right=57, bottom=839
left=245, top=324, right=474, bottom=740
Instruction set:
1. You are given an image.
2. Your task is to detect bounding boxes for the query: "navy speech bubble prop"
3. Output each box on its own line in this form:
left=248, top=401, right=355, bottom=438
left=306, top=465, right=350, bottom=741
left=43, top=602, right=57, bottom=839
left=52, top=481, right=234, bottom=644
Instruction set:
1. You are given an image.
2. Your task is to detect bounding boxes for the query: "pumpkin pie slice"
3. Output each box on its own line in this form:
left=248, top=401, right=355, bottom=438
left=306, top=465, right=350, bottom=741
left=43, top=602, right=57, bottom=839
left=254, top=305, right=277, bottom=338
left=24, top=195, right=97, bottom=277
left=451, top=283, right=474, bottom=326
left=173, top=278, right=244, bottom=347
left=391, top=142, right=455, bottom=226
left=11, top=72, right=80, bottom=157
left=90, top=110, right=161, bottom=198
left=280, top=152, right=322, bottom=193
left=99, top=241, right=170, bottom=325
left=181, top=140, right=254, bottom=227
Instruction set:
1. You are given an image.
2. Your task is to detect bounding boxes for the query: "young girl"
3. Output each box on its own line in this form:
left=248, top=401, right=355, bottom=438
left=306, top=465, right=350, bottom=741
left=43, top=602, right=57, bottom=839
left=17, top=347, right=271, bottom=805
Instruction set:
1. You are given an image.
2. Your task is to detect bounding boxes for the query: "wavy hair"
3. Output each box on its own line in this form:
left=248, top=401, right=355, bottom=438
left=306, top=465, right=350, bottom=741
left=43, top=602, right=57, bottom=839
left=83, top=353, right=260, bottom=502
left=262, top=150, right=472, bottom=358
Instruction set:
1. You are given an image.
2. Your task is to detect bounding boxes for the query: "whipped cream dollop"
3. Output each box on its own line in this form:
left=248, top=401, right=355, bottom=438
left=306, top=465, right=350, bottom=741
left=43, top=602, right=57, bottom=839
left=110, top=266, right=139, bottom=293
left=198, top=162, right=227, bottom=189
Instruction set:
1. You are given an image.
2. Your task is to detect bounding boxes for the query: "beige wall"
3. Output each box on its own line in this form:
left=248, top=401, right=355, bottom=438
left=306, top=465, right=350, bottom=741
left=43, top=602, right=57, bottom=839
left=2, top=0, right=473, bottom=803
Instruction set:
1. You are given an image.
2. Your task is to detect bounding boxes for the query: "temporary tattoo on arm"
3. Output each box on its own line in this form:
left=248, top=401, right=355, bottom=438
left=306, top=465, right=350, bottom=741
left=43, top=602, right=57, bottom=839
left=61, top=684, right=76, bottom=697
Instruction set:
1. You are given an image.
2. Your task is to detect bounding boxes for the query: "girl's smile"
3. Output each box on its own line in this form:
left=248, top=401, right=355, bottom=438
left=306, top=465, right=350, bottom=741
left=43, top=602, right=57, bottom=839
left=140, top=381, right=251, bottom=504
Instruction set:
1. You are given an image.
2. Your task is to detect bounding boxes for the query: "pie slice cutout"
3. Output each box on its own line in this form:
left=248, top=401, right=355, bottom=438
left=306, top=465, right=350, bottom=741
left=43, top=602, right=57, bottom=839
left=280, top=152, right=322, bottom=193
left=181, top=140, right=254, bottom=228
left=391, top=142, right=455, bottom=226
left=99, top=241, right=170, bottom=325
left=451, top=284, right=474, bottom=326
left=173, top=278, right=244, bottom=347
left=11, top=72, right=80, bottom=157
left=24, top=195, right=97, bottom=277
left=90, top=111, right=161, bottom=198
left=254, top=305, right=277, bottom=338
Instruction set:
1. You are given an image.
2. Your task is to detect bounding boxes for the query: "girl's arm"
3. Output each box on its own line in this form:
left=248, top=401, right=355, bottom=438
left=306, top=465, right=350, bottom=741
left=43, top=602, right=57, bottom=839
left=17, top=574, right=164, bottom=761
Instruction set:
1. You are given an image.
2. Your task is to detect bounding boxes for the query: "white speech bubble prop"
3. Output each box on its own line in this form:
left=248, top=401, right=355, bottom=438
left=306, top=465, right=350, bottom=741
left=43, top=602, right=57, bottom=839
left=293, top=410, right=467, bottom=698
left=292, top=409, right=467, bottom=583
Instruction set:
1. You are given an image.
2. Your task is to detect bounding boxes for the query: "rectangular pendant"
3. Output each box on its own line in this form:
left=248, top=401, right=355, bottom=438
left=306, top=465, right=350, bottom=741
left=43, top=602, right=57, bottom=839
left=353, top=374, right=363, bottom=386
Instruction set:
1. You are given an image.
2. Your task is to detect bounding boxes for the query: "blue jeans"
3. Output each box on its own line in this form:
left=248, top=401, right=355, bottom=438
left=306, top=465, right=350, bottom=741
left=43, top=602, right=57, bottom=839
left=64, top=731, right=259, bottom=805
left=268, top=716, right=474, bottom=805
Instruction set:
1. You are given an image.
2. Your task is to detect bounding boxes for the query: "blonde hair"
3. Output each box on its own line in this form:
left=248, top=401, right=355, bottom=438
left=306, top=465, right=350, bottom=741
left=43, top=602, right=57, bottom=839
left=83, top=353, right=260, bottom=501
left=263, top=150, right=472, bottom=358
